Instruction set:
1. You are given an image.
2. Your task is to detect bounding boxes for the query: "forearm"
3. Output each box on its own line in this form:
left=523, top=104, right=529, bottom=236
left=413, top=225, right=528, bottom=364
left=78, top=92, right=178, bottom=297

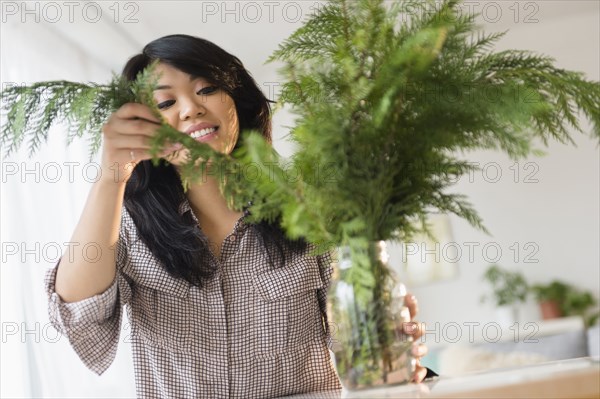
left=55, top=179, right=126, bottom=303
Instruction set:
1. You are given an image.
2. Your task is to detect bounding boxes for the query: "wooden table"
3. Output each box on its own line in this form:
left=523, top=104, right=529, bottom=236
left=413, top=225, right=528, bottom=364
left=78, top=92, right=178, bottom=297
left=283, top=357, right=600, bottom=398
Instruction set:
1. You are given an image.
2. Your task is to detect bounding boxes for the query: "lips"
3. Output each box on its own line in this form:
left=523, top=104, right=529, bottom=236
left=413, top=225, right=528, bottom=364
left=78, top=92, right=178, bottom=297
left=185, top=122, right=220, bottom=142
left=185, top=122, right=218, bottom=135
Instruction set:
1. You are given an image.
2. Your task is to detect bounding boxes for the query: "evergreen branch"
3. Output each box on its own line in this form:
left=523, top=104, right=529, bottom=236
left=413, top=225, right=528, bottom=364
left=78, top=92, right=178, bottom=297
left=266, top=0, right=346, bottom=64
left=1, top=78, right=134, bottom=158
left=260, top=0, right=599, bottom=267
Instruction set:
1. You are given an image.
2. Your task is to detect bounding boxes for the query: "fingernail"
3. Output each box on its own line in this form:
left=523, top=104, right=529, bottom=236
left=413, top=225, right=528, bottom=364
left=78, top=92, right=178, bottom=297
left=404, top=322, right=416, bottom=334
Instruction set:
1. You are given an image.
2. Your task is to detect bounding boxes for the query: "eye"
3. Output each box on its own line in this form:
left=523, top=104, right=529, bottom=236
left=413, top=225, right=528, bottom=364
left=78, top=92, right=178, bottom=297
left=157, top=100, right=175, bottom=110
left=197, top=86, right=218, bottom=95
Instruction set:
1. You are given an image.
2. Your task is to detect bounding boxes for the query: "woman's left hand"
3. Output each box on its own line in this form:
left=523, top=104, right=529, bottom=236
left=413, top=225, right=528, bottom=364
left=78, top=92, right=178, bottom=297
left=403, top=294, right=430, bottom=383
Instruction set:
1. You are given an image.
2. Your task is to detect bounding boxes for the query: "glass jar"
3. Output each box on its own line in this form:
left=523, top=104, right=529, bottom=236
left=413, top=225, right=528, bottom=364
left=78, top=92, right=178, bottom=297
left=328, top=240, right=416, bottom=390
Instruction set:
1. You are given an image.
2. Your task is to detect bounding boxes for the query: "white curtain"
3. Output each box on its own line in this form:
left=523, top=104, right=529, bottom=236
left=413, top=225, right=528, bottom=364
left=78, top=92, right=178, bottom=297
left=1, top=17, right=136, bottom=399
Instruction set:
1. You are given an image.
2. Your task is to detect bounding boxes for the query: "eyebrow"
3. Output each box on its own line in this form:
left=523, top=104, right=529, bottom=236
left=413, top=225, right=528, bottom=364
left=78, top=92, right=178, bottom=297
left=153, top=75, right=209, bottom=91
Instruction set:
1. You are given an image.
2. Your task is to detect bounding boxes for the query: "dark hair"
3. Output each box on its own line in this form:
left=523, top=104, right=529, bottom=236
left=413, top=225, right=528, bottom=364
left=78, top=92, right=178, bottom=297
left=121, top=34, right=307, bottom=287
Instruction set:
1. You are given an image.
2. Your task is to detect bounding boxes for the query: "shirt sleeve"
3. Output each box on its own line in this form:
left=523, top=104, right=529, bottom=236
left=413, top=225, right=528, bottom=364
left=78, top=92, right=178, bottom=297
left=44, top=209, right=133, bottom=375
left=315, top=248, right=334, bottom=345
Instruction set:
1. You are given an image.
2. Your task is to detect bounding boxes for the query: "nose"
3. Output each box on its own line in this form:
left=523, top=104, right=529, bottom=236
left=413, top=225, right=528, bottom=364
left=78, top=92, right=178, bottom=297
left=179, top=97, right=206, bottom=121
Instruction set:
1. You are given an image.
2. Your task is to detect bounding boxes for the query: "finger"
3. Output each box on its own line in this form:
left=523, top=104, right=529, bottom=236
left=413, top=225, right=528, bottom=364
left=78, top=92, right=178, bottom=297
left=123, top=148, right=161, bottom=164
left=161, top=147, right=187, bottom=162
left=116, top=118, right=164, bottom=138
left=412, top=364, right=428, bottom=383
left=110, top=134, right=154, bottom=150
left=403, top=321, right=425, bottom=340
left=136, top=144, right=188, bottom=161
left=115, top=103, right=162, bottom=124
left=404, top=293, right=418, bottom=319
left=103, top=119, right=161, bottom=140
left=412, top=342, right=428, bottom=358
left=161, top=142, right=184, bottom=154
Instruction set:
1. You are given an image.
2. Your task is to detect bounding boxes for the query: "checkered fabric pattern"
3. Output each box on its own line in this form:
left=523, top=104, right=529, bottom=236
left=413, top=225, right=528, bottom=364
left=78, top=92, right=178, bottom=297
left=44, top=199, right=342, bottom=398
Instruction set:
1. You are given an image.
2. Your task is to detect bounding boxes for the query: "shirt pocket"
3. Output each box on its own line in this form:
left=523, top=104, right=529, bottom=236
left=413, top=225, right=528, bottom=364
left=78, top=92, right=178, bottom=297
left=252, top=256, right=324, bottom=356
left=129, top=262, right=193, bottom=353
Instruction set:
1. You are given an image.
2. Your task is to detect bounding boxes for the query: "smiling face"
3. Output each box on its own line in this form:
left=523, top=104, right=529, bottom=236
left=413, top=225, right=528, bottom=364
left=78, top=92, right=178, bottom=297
left=152, top=62, right=240, bottom=162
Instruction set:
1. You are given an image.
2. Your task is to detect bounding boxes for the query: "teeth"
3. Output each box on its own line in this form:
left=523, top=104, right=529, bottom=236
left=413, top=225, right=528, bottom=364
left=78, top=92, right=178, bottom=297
left=190, top=127, right=217, bottom=139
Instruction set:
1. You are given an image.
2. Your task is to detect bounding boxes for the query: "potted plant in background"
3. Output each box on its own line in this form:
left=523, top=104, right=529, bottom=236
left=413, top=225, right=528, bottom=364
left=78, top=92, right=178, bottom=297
left=531, top=281, right=600, bottom=328
left=2, top=0, right=600, bottom=391
left=531, top=281, right=568, bottom=320
left=481, top=264, right=529, bottom=326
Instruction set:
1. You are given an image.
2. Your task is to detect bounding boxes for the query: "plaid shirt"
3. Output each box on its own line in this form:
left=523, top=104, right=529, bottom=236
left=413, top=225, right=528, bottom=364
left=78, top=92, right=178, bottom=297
left=44, top=199, right=342, bottom=398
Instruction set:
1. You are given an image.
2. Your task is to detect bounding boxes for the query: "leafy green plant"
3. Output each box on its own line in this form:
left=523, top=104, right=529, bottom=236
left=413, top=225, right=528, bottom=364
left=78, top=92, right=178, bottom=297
left=481, top=264, right=529, bottom=307
left=531, top=281, right=569, bottom=303
left=531, top=281, right=599, bottom=327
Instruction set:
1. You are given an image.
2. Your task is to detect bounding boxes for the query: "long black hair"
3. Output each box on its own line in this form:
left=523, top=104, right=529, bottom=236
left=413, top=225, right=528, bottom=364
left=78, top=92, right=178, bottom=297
left=121, top=34, right=307, bottom=287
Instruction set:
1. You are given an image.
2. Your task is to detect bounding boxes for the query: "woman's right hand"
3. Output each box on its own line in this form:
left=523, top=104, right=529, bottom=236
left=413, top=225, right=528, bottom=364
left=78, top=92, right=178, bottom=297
left=99, top=103, right=180, bottom=184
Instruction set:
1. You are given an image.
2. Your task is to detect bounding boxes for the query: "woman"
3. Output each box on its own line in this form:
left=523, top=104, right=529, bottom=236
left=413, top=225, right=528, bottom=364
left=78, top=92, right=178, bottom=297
left=44, top=34, right=430, bottom=398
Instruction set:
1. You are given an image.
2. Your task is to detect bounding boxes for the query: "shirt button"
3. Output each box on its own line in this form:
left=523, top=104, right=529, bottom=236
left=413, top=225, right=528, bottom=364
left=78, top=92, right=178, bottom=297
left=229, top=235, right=237, bottom=242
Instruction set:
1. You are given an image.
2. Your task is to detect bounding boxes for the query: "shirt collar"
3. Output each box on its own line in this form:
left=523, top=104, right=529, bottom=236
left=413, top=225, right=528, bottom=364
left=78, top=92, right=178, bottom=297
left=178, top=198, right=252, bottom=230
